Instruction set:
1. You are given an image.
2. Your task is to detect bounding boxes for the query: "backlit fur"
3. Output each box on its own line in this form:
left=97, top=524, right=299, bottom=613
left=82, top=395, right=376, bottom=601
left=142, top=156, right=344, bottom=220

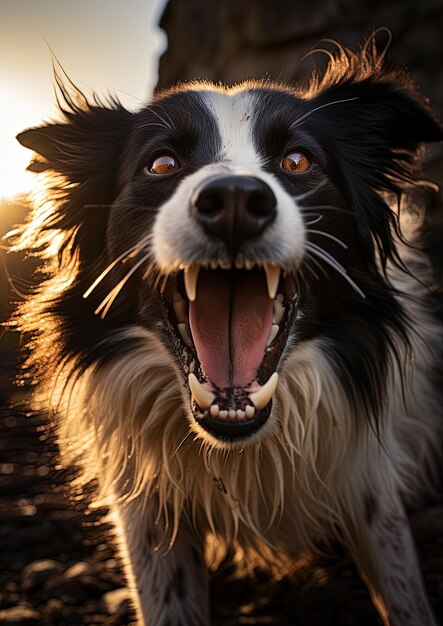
left=11, top=39, right=443, bottom=625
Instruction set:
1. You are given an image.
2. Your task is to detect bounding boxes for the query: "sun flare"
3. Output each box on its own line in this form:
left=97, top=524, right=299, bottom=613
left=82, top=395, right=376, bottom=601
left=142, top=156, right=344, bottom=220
left=0, top=90, right=39, bottom=200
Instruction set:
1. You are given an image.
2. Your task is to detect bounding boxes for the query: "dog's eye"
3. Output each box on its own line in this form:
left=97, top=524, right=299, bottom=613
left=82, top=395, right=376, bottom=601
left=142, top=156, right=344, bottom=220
left=149, top=154, right=181, bottom=175
left=281, top=150, right=311, bottom=174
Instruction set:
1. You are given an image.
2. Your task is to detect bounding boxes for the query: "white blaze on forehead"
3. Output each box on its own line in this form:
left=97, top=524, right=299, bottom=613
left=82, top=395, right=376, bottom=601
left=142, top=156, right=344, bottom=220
left=152, top=86, right=306, bottom=272
left=201, top=89, right=261, bottom=168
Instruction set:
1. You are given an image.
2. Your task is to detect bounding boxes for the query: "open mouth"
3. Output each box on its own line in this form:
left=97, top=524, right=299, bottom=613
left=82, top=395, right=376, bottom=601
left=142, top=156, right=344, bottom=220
left=162, top=261, right=297, bottom=442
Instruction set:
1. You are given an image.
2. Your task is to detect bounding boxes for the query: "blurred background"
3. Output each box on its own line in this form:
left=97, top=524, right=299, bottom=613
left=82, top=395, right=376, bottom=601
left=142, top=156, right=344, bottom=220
left=0, top=1, right=442, bottom=624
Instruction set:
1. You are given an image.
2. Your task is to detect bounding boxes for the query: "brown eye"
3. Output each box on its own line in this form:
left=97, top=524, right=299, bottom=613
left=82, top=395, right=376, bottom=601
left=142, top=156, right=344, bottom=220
left=149, top=154, right=180, bottom=175
left=281, top=150, right=311, bottom=174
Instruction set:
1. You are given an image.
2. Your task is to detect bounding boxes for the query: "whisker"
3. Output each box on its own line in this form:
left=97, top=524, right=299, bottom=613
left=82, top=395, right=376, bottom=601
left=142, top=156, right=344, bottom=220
left=290, top=97, right=360, bottom=129
left=160, top=273, right=169, bottom=293
left=301, top=258, right=321, bottom=281
left=299, top=204, right=353, bottom=215
left=305, top=215, right=323, bottom=226
left=112, top=88, right=145, bottom=104
left=292, top=180, right=328, bottom=201
left=306, top=242, right=365, bottom=298
left=293, top=266, right=311, bottom=292
left=144, top=105, right=175, bottom=133
left=303, top=252, right=330, bottom=280
left=306, top=229, right=348, bottom=249
left=83, top=242, right=142, bottom=299
left=137, top=122, right=172, bottom=131
left=172, top=431, right=193, bottom=459
left=150, top=264, right=167, bottom=292
left=95, top=252, right=151, bottom=318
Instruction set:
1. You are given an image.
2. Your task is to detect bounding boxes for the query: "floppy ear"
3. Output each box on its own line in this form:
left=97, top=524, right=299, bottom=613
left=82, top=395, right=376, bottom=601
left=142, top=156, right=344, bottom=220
left=17, top=103, right=133, bottom=181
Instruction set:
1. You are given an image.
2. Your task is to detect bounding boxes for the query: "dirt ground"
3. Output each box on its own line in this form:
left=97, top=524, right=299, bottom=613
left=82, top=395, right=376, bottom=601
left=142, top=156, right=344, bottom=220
left=0, top=342, right=442, bottom=626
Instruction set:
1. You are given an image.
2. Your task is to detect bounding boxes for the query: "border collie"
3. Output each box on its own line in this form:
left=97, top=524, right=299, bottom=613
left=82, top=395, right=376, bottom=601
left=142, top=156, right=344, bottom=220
left=12, top=39, right=443, bottom=626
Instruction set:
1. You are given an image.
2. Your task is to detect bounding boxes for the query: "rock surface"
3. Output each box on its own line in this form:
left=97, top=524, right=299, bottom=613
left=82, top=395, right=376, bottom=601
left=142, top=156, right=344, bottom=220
left=0, top=606, right=41, bottom=625
left=102, top=588, right=131, bottom=618
left=157, top=0, right=443, bottom=109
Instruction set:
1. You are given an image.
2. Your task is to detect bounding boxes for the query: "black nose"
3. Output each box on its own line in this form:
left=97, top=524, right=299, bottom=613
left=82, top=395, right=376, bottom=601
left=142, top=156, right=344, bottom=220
left=193, top=175, right=277, bottom=253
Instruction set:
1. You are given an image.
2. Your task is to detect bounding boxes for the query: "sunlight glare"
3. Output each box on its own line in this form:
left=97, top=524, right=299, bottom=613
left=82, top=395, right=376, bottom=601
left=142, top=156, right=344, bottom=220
left=0, top=90, right=40, bottom=200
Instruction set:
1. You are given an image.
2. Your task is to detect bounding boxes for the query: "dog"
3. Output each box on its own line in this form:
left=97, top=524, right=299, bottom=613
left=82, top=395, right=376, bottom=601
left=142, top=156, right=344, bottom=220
left=12, top=39, right=443, bottom=625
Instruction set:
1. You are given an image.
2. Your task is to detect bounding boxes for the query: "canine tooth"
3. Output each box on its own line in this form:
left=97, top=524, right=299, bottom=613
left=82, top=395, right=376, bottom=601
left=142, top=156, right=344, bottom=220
left=236, top=409, right=246, bottom=420
left=219, top=410, right=228, bottom=419
left=173, top=297, right=187, bottom=323
left=188, top=374, right=215, bottom=410
left=229, top=409, right=236, bottom=419
left=220, top=260, right=232, bottom=270
left=184, top=265, right=201, bottom=302
left=264, top=264, right=280, bottom=299
left=267, top=324, right=279, bottom=346
left=245, top=405, right=255, bottom=418
left=178, top=323, right=193, bottom=346
left=210, top=404, right=219, bottom=417
left=249, top=372, right=279, bottom=410
left=276, top=293, right=284, bottom=303
left=273, top=299, right=285, bottom=324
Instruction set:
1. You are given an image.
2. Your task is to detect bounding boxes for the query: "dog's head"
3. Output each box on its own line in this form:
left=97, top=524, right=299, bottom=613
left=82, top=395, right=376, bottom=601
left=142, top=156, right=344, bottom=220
left=17, top=45, right=443, bottom=448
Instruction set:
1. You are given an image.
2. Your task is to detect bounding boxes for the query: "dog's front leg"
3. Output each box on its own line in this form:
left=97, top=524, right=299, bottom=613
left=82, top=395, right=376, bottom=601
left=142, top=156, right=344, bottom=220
left=347, top=490, right=438, bottom=626
left=112, top=498, right=209, bottom=626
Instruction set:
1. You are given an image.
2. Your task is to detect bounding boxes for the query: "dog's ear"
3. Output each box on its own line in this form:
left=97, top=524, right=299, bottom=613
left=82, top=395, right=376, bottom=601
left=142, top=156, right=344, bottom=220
left=17, top=104, right=133, bottom=181
left=16, top=93, right=134, bottom=258
left=306, top=70, right=443, bottom=268
left=310, top=77, right=443, bottom=157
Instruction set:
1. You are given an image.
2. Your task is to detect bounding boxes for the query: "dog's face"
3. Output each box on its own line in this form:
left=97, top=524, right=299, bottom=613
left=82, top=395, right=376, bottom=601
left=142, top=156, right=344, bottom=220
left=110, top=86, right=336, bottom=444
left=17, top=55, right=443, bottom=449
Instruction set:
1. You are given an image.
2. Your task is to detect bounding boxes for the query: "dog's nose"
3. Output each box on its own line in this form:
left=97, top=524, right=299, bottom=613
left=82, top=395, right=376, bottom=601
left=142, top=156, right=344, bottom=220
left=193, top=175, right=277, bottom=253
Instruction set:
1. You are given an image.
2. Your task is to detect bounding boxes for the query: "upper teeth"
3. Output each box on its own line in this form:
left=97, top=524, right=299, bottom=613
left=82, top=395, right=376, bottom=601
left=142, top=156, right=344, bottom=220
left=263, top=264, right=280, bottom=299
left=183, top=262, right=281, bottom=302
left=248, top=372, right=279, bottom=410
left=184, top=265, right=200, bottom=302
left=188, top=373, right=215, bottom=409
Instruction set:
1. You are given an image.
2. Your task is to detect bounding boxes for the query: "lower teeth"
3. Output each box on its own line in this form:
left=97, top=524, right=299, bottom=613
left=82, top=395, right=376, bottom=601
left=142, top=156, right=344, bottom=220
left=267, top=324, right=279, bottom=346
left=178, top=323, right=193, bottom=347
left=207, top=404, right=255, bottom=422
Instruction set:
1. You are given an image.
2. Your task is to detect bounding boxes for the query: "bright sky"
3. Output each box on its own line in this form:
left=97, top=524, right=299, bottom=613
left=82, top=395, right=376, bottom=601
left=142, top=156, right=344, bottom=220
left=0, top=0, right=167, bottom=199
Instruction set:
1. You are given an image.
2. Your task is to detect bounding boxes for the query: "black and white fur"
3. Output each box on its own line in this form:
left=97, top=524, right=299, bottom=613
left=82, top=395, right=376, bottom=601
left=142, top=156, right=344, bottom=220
left=13, top=41, right=443, bottom=625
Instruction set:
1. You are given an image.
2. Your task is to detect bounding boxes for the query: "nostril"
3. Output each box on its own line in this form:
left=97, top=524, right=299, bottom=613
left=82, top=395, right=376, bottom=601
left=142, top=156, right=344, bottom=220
left=247, top=188, right=276, bottom=217
left=195, top=188, right=225, bottom=217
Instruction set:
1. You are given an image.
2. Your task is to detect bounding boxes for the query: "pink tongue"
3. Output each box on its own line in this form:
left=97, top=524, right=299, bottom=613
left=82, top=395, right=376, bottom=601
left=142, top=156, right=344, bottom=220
left=189, top=269, right=273, bottom=388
